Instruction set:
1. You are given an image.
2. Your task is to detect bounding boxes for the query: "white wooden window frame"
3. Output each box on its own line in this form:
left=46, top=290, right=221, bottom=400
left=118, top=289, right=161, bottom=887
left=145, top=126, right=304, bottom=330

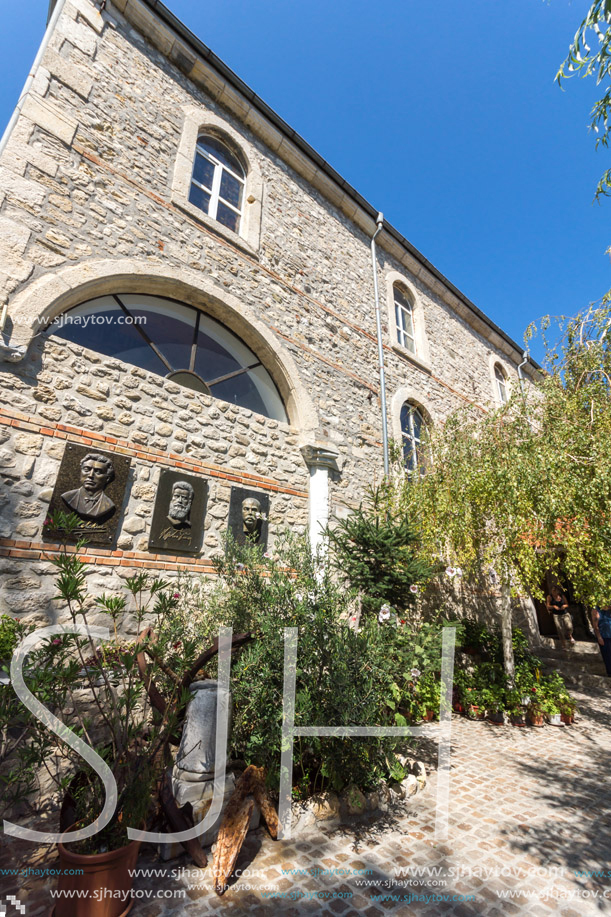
left=401, top=402, right=426, bottom=474
left=190, top=138, right=245, bottom=232
left=385, top=272, right=431, bottom=372
left=494, top=363, right=508, bottom=404
left=394, top=287, right=416, bottom=354
left=171, top=106, right=263, bottom=255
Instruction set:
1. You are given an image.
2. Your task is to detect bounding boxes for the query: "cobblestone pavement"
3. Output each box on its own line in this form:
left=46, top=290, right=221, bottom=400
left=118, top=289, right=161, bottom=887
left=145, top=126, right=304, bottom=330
left=4, top=680, right=611, bottom=917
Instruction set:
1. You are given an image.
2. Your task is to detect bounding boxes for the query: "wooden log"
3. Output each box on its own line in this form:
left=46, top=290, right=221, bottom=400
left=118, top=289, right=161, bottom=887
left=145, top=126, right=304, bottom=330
left=212, top=795, right=255, bottom=896
left=211, top=765, right=279, bottom=895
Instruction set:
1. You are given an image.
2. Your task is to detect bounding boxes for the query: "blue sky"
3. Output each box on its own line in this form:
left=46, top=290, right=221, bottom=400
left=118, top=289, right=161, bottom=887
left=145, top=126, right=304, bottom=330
left=0, top=0, right=608, bottom=364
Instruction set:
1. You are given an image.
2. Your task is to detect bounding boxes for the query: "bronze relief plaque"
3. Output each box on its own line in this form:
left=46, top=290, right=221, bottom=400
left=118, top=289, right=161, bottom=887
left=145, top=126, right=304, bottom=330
left=227, top=486, right=270, bottom=549
left=44, top=443, right=131, bottom=545
left=148, top=468, right=207, bottom=554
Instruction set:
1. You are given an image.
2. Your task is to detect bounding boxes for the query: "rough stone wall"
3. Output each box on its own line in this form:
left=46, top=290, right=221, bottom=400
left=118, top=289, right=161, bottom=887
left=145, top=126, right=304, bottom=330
left=0, top=0, right=533, bottom=627
left=0, top=335, right=307, bottom=625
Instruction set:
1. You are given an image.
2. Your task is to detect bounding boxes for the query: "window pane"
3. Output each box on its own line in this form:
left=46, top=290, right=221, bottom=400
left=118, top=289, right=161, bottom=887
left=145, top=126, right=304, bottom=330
left=394, top=287, right=412, bottom=311
left=210, top=372, right=268, bottom=417
left=193, top=329, right=243, bottom=383
left=189, top=183, right=211, bottom=213
left=247, top=364, right=288, bottom=423
left=219, top=170, right=243, bottom=209
left=197, top=136, right=245, bottom=177
left=166, top=370, right=210, bottom=395
left=192, top=152, right=215, bottom=190
left=120, top=295, right=197, bottom=372
left=411, top=407, right=423, bottom=440
left=51, top=297, right=168, bottom=376
left=402, top=437, right=417, bottom=472
left=216, top=201, right=240, bottom=233
left=400, top=402, right=411, bottom=431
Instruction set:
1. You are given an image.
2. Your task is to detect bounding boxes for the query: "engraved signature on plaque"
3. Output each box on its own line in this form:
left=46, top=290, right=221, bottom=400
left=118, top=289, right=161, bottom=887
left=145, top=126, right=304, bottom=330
left=148, top=469, right=207, bottom=554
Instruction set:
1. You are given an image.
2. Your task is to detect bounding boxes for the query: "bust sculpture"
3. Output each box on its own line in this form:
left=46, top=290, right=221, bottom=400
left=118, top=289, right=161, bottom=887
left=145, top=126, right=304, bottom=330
left=167, top=480, right=194, bottom=528
left=242, top=497, right=262, bottom=542
left=61, top=453, right=115, bottom=521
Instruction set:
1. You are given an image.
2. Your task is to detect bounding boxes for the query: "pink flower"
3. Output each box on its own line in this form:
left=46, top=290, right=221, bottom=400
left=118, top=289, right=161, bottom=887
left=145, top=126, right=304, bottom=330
left=264, top=552, right=271, bottom=558
left=410, top=584, right=419, bottom=594
left=52, top=638, right=61, bottom=646
left=173, top=593, right=180, bottom=599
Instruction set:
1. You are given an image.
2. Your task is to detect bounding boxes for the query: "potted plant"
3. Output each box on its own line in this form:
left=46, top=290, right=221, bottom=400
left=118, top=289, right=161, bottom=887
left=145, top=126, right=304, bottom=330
left=527, top=689, right=545, bottom=727
left=543, top=697, right=563, bottom=726
left=505, top=689, right=526, bottom=726
left=2, top=516, right=194, bottom=917
left=413, top=671, right=440, bottom=721
left=559, top=695, right=577, bottom=725
left=479, top=687, right=505, bottom=724
left=465, top=687, right=486, bottom=719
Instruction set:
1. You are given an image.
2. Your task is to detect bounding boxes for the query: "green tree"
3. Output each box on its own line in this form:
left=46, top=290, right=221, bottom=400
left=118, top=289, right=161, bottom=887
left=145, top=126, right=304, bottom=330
left=324, top=482, right=435, bottom=618
left=401, top=306, right=611, bottom=682
left=557, top=1, right=611, bottom=300
left=557, top=1, right=611, bottom=204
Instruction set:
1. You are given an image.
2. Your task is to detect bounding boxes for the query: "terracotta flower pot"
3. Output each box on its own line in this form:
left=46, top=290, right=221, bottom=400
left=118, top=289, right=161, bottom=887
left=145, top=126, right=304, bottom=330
left=510, top=713, right=526, bottom=726
left=528, top=712, right=545, bottom=727
left=561, top=713, right=574, bottom=725
left=51, top=828, right=141, bottom=917
left=467, top=704, right=485, bottom=720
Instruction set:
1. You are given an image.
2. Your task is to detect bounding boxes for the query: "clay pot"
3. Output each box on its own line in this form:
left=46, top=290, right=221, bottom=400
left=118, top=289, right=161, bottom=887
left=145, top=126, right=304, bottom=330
left=561, top=713, right=574, bottom=725
left=528, top=712, right=545, bottom=727
left=510, top=713, right=526, bottom=726
left=52, top=828, right=141, bottom=917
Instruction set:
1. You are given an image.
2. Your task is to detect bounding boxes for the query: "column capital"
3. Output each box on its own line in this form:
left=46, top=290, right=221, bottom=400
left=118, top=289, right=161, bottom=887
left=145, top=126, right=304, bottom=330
left=300, top=443, right=340, bottom=472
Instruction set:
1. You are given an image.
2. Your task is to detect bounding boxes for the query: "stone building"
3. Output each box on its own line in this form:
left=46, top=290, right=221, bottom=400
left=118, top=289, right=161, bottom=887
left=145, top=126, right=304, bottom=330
left=0, top=0, right=538, bottom=632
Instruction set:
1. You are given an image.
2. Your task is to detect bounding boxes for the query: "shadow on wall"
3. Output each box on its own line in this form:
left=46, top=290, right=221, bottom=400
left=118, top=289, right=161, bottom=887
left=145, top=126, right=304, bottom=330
left=419, top=574, right=542, bottom=648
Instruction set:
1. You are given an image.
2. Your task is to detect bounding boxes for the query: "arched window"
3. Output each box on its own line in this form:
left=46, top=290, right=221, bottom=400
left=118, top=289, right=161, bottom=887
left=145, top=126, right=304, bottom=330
left=189, top=135, right=245, bottom=234
left=51, top=294, right=287, bottom=422
left=400, top=402, right=427, bottom=473
left=394, top=285, right=415, bottom=354
left=494, top=363, right=508, bottom=404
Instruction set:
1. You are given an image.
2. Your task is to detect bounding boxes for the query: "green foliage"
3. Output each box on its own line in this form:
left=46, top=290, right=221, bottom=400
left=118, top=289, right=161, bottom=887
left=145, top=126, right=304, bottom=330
left=324, top=482, right=435, bottom=616
left=207, top=533, right=413, bottom=794
left=557, top=1, right=611, bottom=203
left=556, top=3, right=611, bottom=304
left=0, top=513, right=192, bottom=852
left=452, top=619, right=575, bottom=720
left=402, top=305, right=611, bottom=608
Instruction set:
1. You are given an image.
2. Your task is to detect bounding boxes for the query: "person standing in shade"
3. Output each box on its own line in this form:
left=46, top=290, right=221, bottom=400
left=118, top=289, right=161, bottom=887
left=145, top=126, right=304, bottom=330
left=592, top=605, right=611, bottom=676
left=546, top=584, right=575, bottom=649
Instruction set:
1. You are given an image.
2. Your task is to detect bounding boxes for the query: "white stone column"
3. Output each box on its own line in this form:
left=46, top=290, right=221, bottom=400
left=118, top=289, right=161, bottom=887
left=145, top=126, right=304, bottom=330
left=300, top=444, right=340, bottom=556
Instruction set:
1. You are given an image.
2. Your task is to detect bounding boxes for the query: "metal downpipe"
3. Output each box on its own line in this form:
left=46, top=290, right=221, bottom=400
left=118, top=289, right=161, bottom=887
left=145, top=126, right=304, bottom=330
left=371, top=212, right=389, bottom=477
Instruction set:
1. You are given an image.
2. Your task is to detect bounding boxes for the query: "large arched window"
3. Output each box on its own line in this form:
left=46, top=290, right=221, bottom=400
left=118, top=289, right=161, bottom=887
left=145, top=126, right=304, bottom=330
left=189, top=135, right=245, bottom=234
left=400, top=401, right=428, bottom=474
left=51, top=294, right=287, bottom=422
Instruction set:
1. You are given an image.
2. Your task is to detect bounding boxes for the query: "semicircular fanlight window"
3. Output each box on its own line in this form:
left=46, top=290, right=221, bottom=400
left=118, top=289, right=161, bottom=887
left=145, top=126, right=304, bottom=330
left=51, top=293, right=288, bottom=422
